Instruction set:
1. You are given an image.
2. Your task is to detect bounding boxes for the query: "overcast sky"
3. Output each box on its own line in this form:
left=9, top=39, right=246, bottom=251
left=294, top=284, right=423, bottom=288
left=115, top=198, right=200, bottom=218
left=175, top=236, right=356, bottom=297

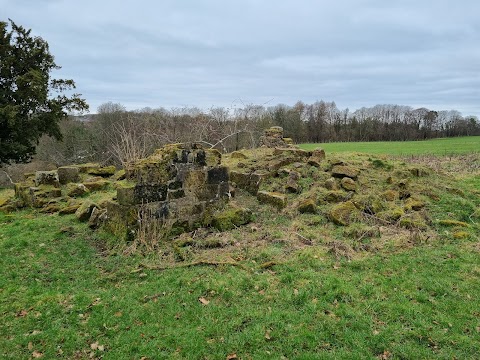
left=2, top=0, right=479, bottom=116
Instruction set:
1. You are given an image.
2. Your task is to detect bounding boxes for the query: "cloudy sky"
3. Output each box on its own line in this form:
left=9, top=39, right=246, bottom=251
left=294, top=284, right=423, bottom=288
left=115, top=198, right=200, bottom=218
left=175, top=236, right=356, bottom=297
left=2, top=0, right=479, bottom=116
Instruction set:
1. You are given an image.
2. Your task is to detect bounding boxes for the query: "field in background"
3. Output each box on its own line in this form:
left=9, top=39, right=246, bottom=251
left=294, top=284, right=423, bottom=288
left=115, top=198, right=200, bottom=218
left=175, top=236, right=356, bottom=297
left=300, top=136, right=480, bottom=155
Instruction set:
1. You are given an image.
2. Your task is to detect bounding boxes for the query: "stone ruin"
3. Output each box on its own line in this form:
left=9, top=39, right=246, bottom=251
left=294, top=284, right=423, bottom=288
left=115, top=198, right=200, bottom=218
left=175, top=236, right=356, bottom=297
left=106, top=143, right=246, bottom=239
left=259, top=126, right=295, bottom=148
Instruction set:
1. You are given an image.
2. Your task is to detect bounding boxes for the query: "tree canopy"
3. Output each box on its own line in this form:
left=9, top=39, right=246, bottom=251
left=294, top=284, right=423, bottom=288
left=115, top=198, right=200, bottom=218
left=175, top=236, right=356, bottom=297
left=0, top=19, right=88, bottom=164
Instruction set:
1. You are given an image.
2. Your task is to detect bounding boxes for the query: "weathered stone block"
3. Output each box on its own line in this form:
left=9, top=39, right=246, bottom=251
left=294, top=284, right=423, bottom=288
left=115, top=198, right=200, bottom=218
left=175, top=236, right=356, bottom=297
left=88, top=165, right=116, bottom=177
left=118, top=184, right=167, bottom=205
left=331, top=165, right=359, bottom=180
left=212, top=206, right=253, bottom=231
left=230, top=171, right=262, bottom=195
left=58, top=166, right=80, bottom=184
left=66, top=183, right=89, bottom=197
left=205, top=149, right=222, bottom=167
left=297, top=199, right=317, bottom=214
left=341, top=177, right=356, bottom=191
left=75, top=200, right=98, bottom=222
left=82, top=180, right=110, bottom=191
left=207, top=166, right=229, bottom=184
left=35, top=171, right=60, bottom=187
left=324, top=177, right=338, bottom=190
left=257, top=191, right=287, bottom=209
left=29, top=186, right=62, bottom=207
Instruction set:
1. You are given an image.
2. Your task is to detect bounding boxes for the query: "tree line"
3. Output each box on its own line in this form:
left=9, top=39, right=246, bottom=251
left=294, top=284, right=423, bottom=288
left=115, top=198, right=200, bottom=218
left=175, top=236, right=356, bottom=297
left=34, top=101, right=480, bottom=167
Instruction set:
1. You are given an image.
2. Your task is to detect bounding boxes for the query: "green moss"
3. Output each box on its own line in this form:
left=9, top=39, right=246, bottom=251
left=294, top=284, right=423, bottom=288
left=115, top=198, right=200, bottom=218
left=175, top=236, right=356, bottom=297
left=438, top=219, right=469, bottom=227
left=297, top=199, right=317, bottom=214
left=453, top=231, right=470, bottom=239
left=211, top=206, right=253, bottom=231
left=329, top=201, right=359, bottom=226
left=399, top=213, right=428, bottom=230
left=257, top=191, right=287, bottom=209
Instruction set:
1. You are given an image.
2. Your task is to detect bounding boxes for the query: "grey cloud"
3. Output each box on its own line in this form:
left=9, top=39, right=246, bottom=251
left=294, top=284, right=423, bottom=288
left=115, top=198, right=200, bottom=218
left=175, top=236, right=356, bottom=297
left=2, top=0, right=479, bottom=116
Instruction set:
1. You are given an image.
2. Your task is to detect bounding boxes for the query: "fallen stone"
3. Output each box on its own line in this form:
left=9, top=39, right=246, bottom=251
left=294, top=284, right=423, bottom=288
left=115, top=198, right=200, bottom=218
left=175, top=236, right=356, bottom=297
left=324, top=177, right=338, bottom=190
left=404, top=198, right=425, bottom=211
left=230, top=170, right=265, bottom=195
left=59, top=204, right=81, bottom=215
left=88, top=165, right=116, bottom=177
left=211, top=206, right=253, bottom=231
left=75, top=201, right=98, bottom=222
left=340, top=177, right=356, bottom=191
left=88, top=207, right=107, bottom=229
left=297, top=199, right=317, bottom=214
left=35, top=171, right=60, bottom=187
left=57, top=166, right=80, bottom=184
left=257, top=191, right=287, bottom=209
left=285, top=171, right=301, bottom=193
left=0, top=170, right=14, bottom=189
left=82, top=180, right=110, bottom=191
left=307, top=148, right=326, bottom=167
left=381, top=190, right=398, bottom=201
left=331, top=165, right=359, bottom=180
left=66, top=183, right=89, bottom=197
left=329, top=201, right=359, bottom=226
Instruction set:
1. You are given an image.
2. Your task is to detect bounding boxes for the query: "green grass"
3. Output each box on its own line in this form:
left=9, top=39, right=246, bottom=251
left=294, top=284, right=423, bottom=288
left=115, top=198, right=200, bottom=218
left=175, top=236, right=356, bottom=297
left=1, top=210, right=479, bottom=359
left=299, top=136, right=480, bottom=155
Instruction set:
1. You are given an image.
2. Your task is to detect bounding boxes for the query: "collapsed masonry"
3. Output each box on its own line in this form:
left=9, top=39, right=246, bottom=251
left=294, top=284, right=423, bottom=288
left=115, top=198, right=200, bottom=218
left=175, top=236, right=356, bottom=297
left=106, top=143, right=249, bottom=239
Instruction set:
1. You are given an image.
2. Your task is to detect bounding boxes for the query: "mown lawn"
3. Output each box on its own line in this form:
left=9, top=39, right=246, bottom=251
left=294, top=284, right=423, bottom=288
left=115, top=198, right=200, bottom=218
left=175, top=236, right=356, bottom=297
left=299, top=136, right=480, bottom=155
left=1, top=209, right=479, bottom=359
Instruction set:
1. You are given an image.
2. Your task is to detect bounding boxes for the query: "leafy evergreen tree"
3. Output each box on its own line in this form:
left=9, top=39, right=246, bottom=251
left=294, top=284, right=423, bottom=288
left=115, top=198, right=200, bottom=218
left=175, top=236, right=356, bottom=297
left=0, top=19, right=88, bottom=164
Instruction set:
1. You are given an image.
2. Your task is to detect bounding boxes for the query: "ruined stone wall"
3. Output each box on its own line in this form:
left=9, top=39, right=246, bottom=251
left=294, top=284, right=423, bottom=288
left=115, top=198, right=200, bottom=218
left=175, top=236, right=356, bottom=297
left=107, top=143, right=233, bottom=238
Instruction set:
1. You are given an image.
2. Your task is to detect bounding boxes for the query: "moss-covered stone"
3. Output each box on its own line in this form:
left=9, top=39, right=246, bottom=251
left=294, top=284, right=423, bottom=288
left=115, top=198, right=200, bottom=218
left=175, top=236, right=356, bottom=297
left=88, top=208, right=107, bottom=229
left=340, top=177, right=356, bottom=191
left=324, top=177, right=338, bottom=190
left=297, top=199, right=317, bottom=214
left=377, top=207, right=404, bottom=222
left=285, top=171, right=301, bottom=193
left=204, top=148, right=222, bottom=167
left=381, top=190, right=398, bottom=201
left=230, top=170, right=265, bottom=195
left=40, top=203, right=62, bottom=213
left=66, top=183, right=89, bottom=197
left=211, top=206, right=253, bottom=231
left=76, top=163, right=100, bottom=173
left=113, top=169, right=126, bottom=181
left=257, top=191, right=287, bottom=209
left=58, top=204, right=81, bottom=215
left=58, top=166, right=80, bottom=184
left=35, top=171, right=60, bottom=187
left=307, top=148, right=326, bottom=167
left=82, top=180, right=110, bottom=191
left=324, top=190, right=345, bottom=203
left=329, top=201, right=359, bottom=226
left=75, top=200, right=98, bottom=222
left=331, top=165, right=359, bottom=180
left=399, top=213, right=427, bottom=230
left=404, top=198, right=425, bottom=211
left=87, top=165, right=116, bottom=177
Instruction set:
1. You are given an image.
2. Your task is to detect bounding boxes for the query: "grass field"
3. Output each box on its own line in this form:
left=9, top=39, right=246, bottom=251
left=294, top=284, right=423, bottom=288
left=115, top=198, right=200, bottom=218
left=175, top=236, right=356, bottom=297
left=299, top=136, right=480, bottom=155
left=1, top=210, right=479, bottom=359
